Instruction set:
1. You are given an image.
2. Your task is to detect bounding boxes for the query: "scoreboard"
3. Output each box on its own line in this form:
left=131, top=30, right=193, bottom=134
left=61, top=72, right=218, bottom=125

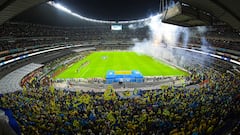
left=111, top=24, right=122, bottom=31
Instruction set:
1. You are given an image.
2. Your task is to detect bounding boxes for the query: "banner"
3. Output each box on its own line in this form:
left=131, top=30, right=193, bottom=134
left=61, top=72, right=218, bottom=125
left=104, top=85, right=117, bottom=100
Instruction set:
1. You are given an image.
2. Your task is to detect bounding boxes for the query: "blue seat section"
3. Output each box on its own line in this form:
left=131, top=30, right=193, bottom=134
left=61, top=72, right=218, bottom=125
left=106, top=70, right=143, bottom=84
left=0, top=107, right=21, bottom=135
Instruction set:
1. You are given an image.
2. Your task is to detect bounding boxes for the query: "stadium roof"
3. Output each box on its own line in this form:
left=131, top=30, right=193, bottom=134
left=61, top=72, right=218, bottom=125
left=0, top=0, right=47, bottom=25
left=0, top=0, right=239, bottom=29
left=178, top=0, right=240, bottom=29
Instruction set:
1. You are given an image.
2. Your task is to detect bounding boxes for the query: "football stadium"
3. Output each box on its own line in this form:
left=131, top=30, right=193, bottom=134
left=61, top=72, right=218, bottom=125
left=0, top=0, right=240, bottom=134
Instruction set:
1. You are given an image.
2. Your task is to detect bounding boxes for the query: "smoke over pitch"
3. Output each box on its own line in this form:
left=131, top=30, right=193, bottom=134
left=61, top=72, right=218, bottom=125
left=129, top=14, right=211, bottom=66
left=129, top=14, right=189, bottom=63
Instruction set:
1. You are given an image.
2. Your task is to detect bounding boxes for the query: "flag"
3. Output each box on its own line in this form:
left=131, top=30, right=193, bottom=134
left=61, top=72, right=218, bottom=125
left=49, top=85, right=55, bottom=94
left=104, top=86, right=117, bottom=100
left=39, top=87, right=43, bottom=92
left=59, top=89, right=64, bottom=97
left=123, top=90, right=131, bottom=97
left=107, top=111, right=116, bottom=123
left=133, top=88, right=138, bottom=95
left=50, top=98, right=56, bottom=108
left=80, top=94, right=91, bottom=104
left=76, top=89, right=81, bottom=97
left=139, top=113, right=147, bottom=123
left=161, top=85, right=168, bottom=90
left=23, top=86, right=27, bottom=95
left=73, top=120, right=79, bottom=127
left=163, top=109, right=170, bottom=116
left=181, top=79, right=186, bottom=87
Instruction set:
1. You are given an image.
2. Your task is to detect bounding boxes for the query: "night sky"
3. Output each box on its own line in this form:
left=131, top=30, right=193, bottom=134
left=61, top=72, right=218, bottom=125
left=12, top=0, right=159, bottom=26
left=55, top=0, right=159, bottom=21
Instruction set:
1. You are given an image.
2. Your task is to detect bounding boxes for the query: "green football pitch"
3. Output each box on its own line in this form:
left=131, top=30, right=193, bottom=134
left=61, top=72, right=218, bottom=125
left=55, top=51, right=188, bottom=79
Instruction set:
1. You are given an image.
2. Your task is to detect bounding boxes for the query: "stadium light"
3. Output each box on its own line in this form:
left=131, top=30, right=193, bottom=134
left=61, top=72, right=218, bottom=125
left=54, top=3, right=72, bottom=14
left=47, top=1, right=154, bottom=24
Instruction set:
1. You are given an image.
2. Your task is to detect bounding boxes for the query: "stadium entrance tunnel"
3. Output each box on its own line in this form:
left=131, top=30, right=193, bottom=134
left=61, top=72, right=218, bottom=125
left=106, top=70, right=144, bottom=84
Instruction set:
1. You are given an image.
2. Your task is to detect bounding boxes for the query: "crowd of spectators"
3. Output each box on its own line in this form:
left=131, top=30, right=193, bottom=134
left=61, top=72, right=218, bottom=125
left=0, top=22, right=148, bottom=51
left=187, top=37, right=240, bottom=52
left=0, top=22, right=148, bottom=62
left=0, top=22, right=148, bottom=38
left=0, top=38, right=67, bottom=52
left=205, top=25, right=240, bottom=39
left=0, top=21, right=240, bottom=134
left=1, top=22, right=240, bottom=54
left=0, top=65, right=239, bottom=134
